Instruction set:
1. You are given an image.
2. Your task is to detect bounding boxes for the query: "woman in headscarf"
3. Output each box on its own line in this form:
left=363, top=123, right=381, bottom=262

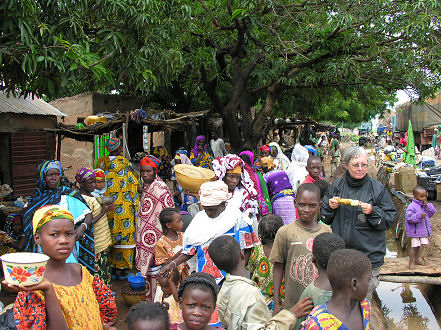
left=171, top=149, right=196, bottom=211
left=240, top=151, right=272, bottom=216
left=212, top=154, right=259, bottom=230
left=268, top=142, right=290, bottom=171
left=254, top=145, right=271, bottom=174
left=135, top=155, right=174, bottom=301
left=152, top=146, right=173, bottom=181
left=286, top=144, right=309, bottom=194
left=261, top=157, right=296, bottom=225
left=96, top=138, right=139, bottom=273
left=0, top=214, right=25, bottom=255
left=77, top=167, right=113, bottom=287
left=189, top=135, right=213, bottom=168
left=23, top=160, right=95, bottom=273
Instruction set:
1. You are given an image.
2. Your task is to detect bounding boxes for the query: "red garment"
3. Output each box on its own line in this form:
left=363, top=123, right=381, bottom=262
left=301, top=175, right=316, bottom=185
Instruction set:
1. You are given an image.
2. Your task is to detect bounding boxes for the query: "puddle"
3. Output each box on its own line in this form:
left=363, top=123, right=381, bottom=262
left=377, top=231, right=441, bottom=329
left=377, top=282, right=440, bottom=329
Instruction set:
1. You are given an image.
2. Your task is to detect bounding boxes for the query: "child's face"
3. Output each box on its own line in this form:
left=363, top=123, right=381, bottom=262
left=307, top=160, right=322, bottom=180
left=82, top=177, right=96, bottom=193
left=180, top=288, right=215, bottom=330
left=167, top=212, right=184, bottom=233
left=414, top=189, right=428, bottom=202
left=295, top=191, right=321, bottom=223
left=34, top=218, right=75, bottom=260
left=260, top=150, right=270, bottom=158
left=95, top=179, right=106, bottom=191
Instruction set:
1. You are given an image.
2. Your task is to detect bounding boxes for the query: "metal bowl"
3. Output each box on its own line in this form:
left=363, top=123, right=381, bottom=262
left=96, top=196, right=114, bottom=205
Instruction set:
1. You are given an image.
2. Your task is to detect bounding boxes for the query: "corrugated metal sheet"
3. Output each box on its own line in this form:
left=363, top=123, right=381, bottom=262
left=0, top=91, right=66, bottom=116
left=11, top=132, right=49, bottom=197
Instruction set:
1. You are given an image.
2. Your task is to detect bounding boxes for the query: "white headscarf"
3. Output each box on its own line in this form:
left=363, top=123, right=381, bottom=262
left=269, top=142, right=290, bottom=171
left=199, top=181, right=231, bottom=206
left=286, top=144, right=309, bottom=193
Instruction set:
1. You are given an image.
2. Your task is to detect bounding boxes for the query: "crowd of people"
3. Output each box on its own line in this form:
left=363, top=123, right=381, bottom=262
left=3, top=128, right=425, bottom=330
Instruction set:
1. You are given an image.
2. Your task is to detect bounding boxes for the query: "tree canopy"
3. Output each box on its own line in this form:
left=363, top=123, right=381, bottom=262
left=2, top=0, right=441, bottom=149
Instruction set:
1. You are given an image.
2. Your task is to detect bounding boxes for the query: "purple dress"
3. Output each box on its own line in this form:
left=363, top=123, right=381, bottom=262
left=405, top=199, right=435, bottom=238
left=264, top=170, right=296, bottom=225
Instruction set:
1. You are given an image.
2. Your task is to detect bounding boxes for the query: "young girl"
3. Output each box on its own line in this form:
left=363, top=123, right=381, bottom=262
left=178, top=272, right=223, bottom=330
left=76, top=167, right=114, bottom=286
left=8, top=205, right=116, bottom=329
left=247, top=214, right=285, bottom=311
left=126, top=301, right=170, bottom=330
left=92, top=169, right=107, bottom=197
left=155, top=208, right=190, bottom=325
left=405, top=186, right=436, bottom=269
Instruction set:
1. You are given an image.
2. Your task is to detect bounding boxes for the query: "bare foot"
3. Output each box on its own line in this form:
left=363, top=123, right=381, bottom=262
left=409, top=263, right=416, bottom=270
left=415, top=259, right=426, bottom=266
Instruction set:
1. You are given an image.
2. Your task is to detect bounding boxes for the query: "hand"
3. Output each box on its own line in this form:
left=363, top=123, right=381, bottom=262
left=423, top=200, right=428, bottom=207
left=329, top=198, right=340, bottom=209
left=103, top=203, right=115, bottom=212
left=185, top=191, right=200, bottom=201
left=290, top=297, right=314, bottom=318
left=360, top=202, right=373, bottom=215
left=198, top=145, right=204, bottom=151
left=75, top=225, right=86, bottom=241
left=421, top=212, right=426, bottom=218
left=2, top=278, right=53, bottom=293
left=160, top=262, right=176, bottom=277
left=272, top=303, right=282, bottom=316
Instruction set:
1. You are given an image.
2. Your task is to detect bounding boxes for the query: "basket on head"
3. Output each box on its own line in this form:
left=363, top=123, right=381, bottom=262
left=174, top=164, right=216, bottom=194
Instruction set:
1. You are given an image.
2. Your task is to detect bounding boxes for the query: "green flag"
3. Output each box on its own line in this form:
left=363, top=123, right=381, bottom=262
left=403, top=120, right=416, bottom=166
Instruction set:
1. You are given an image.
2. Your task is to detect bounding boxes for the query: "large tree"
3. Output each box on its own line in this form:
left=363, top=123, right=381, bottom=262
left=2, top=0, right=441, bottom=149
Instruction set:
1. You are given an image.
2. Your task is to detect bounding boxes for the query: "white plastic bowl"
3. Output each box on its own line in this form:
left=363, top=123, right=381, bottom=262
left=1, top=252, right=49, bottom=286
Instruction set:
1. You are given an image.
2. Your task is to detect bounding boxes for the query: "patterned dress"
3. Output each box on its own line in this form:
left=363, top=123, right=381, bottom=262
left=97, top=155, right=139, bottom=269
left=135, top=176, right=174, bottom=300
left=300, top=299, right=370, bottom=329
left=14, top=266, right=117, bottom=329
left=190, top=150, right=213, bottom=168
left=155, top=233, right=189, bottom=282
left=82, top=195, right=112, bottom=287
left=247, top=244, right=285, bottom=310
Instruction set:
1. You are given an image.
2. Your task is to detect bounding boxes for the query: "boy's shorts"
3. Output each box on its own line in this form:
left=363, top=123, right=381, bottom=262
left=411, top=237, right=429, bottom=248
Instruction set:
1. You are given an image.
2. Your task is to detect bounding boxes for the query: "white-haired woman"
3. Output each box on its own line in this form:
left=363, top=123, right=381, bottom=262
left=321, top=146, right=397, bottom=298
left=160, top=180, right=258, bottom=284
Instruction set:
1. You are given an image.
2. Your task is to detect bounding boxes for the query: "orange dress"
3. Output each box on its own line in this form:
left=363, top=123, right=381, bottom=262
left=14, top=266, right=116, bottom=329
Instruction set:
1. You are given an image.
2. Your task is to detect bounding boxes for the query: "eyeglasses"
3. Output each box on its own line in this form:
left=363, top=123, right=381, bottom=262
left=349, top=163, right=368, bottom=169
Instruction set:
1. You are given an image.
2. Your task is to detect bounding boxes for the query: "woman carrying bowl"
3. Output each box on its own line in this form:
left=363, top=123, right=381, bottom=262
left=23, top=160, right=95, bottom=274
left=6, top=205, right=116, bottom=329
left=135, top=155, right=174, bottom=301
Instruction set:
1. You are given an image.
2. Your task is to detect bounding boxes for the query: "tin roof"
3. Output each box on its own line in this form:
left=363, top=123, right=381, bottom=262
left=0, top=91, right=66, bottom=116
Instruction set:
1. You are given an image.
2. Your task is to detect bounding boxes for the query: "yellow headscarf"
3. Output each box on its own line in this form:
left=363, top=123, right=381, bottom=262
left=32, top=205, right=75, bottom=235
left=226, top=165, right=241, bottom=174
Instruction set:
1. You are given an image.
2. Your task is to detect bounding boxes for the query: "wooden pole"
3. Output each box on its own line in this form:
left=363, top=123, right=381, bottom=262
left=380, top=275, right=441, bottom=285
left=56, top=133, right=62, bottom=160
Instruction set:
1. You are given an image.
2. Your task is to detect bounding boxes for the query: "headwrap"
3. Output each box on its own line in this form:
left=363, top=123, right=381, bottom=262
left=36, top=160, right=62, bottom=190
left=140, top=155, right=161, bottom=169
left=259, top=145, right=271, bottom=153
left=226, top=165, right=241, bottom=174
left=191, top=135, right=207, bottom=158
left=239, top=151, right=255, bottom=166
left=75, top=167, right=96, bottom=183
left=176, top=149, right=188, bottom=156
left=291, top=144, right=309, bottom=163
left=268, top=142, right=291, bottom=171
left=45, top=161, right=62, bottom=174
left=212, top=155, right=258, bottom=214
left=199, top=181, right=231, bottom=206
left=94, top=169, right=106, bottom=181
left=260, top=156, right=275, bottom=170
left=305, top=145, right=317, bottom=155
left=106, top=138, right=121, bottom=152
left=32, top=205, right=75, bottom=235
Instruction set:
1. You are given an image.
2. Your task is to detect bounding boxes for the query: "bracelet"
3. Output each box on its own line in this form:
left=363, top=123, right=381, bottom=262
left=81, top=223, right=88, bottom=230
left=170, top=260, right=177, bottom=268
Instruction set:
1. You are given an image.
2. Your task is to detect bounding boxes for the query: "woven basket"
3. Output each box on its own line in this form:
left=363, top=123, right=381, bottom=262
left=174, top=164, right=216, bottom=194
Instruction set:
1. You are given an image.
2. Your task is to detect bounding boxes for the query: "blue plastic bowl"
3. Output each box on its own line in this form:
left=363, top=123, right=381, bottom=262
left=128, top=275, right=145, bottom=291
